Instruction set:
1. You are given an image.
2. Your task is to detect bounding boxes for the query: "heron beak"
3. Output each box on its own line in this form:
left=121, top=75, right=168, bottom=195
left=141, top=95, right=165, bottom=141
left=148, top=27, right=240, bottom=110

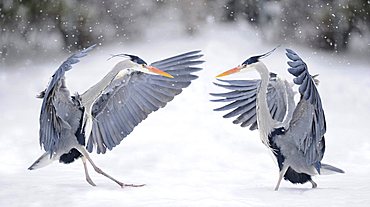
left=216, top=66, right=242, bottom=78
left=145, top=65, right=174, bottom=78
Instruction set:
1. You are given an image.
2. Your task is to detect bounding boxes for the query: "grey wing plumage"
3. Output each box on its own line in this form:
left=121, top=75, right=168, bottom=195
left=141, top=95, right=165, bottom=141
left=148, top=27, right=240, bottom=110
left=86, top=51, right=203, bottom=154
left=39, top=45, right=95, bottom=155
left=211, top=73, right=287, bottom=130
left=286, top=49, right=326, bottom=170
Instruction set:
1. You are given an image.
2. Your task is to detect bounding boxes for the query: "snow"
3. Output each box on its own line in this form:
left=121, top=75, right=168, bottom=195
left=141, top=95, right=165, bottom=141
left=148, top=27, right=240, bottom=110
left=1, top=23, right=370, bottom=206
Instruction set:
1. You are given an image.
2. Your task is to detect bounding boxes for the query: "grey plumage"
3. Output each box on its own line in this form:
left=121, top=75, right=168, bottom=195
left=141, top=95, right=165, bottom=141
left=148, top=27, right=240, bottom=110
left=29, top=46, right=203, bottom=187
left=39, top=45, right=95, bottom=156
left=85, top=51, right=203, bottom=154
left=211, top=74, right=288, bottom=130
left=212, top=48, right=344, bottom=190
left=285, top=49, right=326, bottom=169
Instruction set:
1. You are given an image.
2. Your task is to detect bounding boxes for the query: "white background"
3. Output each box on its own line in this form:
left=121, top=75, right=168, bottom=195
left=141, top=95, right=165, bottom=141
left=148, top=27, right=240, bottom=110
left=1, top=23, right=370, bottom=206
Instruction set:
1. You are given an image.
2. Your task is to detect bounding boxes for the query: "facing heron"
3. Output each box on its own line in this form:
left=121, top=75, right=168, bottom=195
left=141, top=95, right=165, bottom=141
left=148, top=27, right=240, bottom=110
left=211, top=48, right=344, bottom=190
left=29, top=45, right=204, bottom=187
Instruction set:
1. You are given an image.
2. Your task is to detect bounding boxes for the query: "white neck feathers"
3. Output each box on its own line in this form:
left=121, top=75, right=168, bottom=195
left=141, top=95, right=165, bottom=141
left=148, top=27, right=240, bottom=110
left=254, top=62, right=275, bottom=147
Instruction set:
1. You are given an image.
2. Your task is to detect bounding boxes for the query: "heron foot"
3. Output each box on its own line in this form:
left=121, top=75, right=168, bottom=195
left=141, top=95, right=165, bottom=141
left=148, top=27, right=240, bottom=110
left=82, top=156, right=96, bottom=186
left=309, top=179, right=317, bottom=188
left=118, top=182, right=146, bottom=188
left=78, top=147, right=145, bottom=188
left=86, top=177, right=97, bottom=186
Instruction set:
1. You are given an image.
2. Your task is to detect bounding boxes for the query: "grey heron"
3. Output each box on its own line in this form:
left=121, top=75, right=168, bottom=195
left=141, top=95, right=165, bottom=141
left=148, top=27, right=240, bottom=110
left=28, top=44, right=204, bottom=187
left=211, top=48, right=344, bottom=190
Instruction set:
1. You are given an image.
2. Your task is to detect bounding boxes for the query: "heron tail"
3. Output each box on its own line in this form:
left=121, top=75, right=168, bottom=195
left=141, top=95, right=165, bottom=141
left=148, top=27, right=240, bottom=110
left=320, top=163, right=345, bottom=175
left=28, top=152, right=54, bottom=170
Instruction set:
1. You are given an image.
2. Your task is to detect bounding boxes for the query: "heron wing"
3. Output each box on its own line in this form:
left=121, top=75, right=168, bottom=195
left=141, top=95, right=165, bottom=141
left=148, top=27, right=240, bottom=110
left=211, top=73, right=288, bottom=130
left=86, top=51, right=203, bottom=153
left=286, top=49, right=326, bottom=168
left=39, top=45, right=95, bottom=155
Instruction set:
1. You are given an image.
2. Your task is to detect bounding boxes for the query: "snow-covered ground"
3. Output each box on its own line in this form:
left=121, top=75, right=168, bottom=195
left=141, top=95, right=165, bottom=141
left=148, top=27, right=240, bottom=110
left=1, top=23, right=370, bottom=206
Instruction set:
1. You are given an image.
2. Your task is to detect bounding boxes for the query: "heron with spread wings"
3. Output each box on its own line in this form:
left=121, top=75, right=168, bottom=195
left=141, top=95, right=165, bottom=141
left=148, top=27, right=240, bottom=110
left=211, top=48, right=344, bottom=190
left=29, top=45, right=204, bottom=187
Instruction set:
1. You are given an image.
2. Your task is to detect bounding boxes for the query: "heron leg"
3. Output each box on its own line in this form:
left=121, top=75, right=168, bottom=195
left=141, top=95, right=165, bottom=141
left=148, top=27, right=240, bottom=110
left=274, top=165, right=289, bottom=191
left=82, top=156, right=96, bottom=186
left=309, top=179, right=317, bottom=188
left=77, top=146, right=144, bottom=188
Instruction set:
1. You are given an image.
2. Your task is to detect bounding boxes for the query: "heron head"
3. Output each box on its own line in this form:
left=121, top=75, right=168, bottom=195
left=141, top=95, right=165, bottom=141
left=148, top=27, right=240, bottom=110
left=216, top=46, right=279, bottom=78
left=112, top=53, right=174, bottom=78
left=124, top=54, right=147, bottom=65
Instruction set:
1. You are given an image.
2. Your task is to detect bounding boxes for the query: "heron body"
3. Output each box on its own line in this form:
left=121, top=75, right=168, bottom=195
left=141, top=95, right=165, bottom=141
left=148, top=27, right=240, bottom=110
left=255, top=61, right=320, bottom=186
left=31, top=78, right=85, bottom=167
left=212, top=48, right=344, bottom=190
left=51, top=88, right=84, bottom=160
left=29, top=45, right=204, bottom=187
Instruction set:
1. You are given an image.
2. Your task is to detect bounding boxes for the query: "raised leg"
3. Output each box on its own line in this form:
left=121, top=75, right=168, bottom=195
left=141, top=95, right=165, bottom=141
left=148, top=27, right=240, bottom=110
left=309, top=179, right=317, bottom=188
left=77, top=146, right=145, bottom=188
left=274, top=165, right=289, bottom=191
left=82, top=156, right=96, bottom=186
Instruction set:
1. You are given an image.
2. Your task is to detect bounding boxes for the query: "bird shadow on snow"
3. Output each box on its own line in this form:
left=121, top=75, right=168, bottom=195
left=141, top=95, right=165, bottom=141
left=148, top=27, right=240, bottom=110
left=235, top=185, right=342, bottom=197
left=53, top=181, right=145, bottom=193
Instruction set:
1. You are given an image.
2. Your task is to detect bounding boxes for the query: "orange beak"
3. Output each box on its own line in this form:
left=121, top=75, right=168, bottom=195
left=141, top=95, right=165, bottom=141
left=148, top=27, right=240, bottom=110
left=216, top=66, right=242, bottom=78
left=146, top=65, right=174, bottom=78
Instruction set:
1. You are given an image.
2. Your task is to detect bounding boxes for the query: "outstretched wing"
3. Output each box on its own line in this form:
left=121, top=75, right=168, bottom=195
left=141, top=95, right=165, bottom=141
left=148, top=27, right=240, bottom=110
left=286, top=49, right=326, bottom=171
left=211, top=73, right=289, bottom=130
left=86, top=51, right=203, bottom=154
left=39, top=45, right=95, bottom=155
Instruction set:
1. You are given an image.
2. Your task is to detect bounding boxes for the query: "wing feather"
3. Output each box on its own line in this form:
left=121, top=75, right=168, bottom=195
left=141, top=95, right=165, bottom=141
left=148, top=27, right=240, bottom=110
left=234, top=106, right=256, bottom=124
left=86, top=51, right=203, bottom=153
left=150, top=50, right=201, bottom=66
left=39, top=45, right=95, bottom=155
left=169, top=67, right=202, bottom=75
left=240, top=114, right=257, bottom=128
left=96, top=123, right=107, bottom=154
left=211, top=74, right=288, bottom=131
left=99, top=116, right=115, bottom=150
left=134, top=87, right=160, bottom=111
left=286, top=49, right=326, bottom=168
left=130, top=91, right=151, bottom=113
left=224, top=98, right=256, bottom=118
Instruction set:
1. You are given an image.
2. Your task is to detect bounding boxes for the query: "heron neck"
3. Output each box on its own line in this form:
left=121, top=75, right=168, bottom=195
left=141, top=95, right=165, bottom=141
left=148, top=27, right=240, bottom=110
left=255, top=62, right=274, bottom=146
left=256, top=63, right=270, bottom=101
left=79, top=60, right=135, bottom=139
left=81, top=65, right=123, bottom=105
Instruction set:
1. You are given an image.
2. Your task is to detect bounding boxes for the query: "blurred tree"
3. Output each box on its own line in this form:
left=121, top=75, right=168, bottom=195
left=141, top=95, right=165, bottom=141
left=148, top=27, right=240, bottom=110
left=280, top=0, right=370, bottom=51
left=1, top=0, right=368, bottom=64
left=0, top=0, right=212, bottom=64
left=1, top=0, right=99, bottom=60
left=220, top=0, right=370, bottom=51
left=223, top=0, right=260, bottom=23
